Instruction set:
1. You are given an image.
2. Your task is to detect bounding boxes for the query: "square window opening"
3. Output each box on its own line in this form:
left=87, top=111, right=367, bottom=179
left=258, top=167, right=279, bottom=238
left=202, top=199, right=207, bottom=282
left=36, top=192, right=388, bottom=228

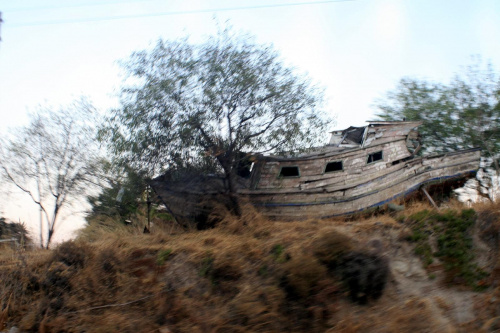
left=325, top=161, right=343, bottom=173
left=367, top=151, right=383, bottom=164
left=279, top=166, right=300, bottom=178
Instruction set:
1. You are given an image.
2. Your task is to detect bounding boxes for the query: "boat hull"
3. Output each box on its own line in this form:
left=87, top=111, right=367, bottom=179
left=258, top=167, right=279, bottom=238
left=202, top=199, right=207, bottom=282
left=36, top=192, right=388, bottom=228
left=152, top=149, right=481, bottom=223
left=243, top=149, right=480, bottom=219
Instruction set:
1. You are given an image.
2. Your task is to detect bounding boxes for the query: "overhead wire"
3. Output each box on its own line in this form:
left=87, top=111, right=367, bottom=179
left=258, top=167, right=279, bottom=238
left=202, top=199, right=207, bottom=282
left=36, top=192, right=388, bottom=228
left=8, top=0, right=353, bottom=27
left=4, top=0, right=153, bottom=13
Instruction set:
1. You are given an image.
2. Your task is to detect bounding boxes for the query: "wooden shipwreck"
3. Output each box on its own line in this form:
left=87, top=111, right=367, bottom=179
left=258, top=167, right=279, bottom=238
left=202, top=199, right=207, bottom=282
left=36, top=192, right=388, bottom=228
left=151, top=121, right=481, bottom=225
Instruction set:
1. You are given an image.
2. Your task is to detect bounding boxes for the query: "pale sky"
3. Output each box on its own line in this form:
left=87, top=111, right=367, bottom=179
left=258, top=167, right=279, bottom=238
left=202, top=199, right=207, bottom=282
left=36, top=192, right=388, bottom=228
left=0, top=0, right=499, bottom=242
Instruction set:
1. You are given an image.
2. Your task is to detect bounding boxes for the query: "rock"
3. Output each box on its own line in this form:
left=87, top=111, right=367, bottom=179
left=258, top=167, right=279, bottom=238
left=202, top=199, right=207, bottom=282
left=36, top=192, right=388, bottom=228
left=388, top=203, right=405, bottom=212
left=392, top=260, right=410, bottom=274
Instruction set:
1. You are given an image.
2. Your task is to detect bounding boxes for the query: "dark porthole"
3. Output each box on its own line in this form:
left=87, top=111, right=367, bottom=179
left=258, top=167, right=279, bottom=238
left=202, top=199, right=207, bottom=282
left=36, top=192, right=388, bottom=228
left=367, top=151, right=383, bottom=164
left=325, top=161, right=343, bottom=173
left=279, top=166, right=300, bottom=177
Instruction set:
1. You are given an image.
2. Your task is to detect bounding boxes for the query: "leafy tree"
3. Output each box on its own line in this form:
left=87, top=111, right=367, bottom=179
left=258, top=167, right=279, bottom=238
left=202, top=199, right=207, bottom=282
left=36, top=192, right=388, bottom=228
left=86, top=163, right=147, bottom=222
left=103, top=28, right=332, bottom=215
left=376, top=60, right=500, bottom=164
left=0, top=100, right=100, bottom=248
left=0, top=216, right=31, bottom=246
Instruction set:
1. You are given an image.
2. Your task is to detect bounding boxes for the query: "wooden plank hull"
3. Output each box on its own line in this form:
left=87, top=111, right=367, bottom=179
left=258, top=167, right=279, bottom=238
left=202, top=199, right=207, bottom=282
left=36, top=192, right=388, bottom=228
left=152, top=149, right=480, bottom=223
left=241, top=149, right=480, bottom=219
left=150, top=122, right=481, bottom=223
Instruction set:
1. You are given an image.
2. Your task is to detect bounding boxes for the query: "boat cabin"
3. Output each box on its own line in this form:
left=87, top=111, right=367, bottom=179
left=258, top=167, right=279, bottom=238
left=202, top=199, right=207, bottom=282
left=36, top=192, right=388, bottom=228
left=249, top=121, right=422, bottom=190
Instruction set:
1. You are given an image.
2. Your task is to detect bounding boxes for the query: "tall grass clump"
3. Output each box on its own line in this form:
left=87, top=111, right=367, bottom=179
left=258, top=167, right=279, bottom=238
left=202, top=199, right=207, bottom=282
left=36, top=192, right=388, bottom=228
left=403, top=208, right=488, bottom=288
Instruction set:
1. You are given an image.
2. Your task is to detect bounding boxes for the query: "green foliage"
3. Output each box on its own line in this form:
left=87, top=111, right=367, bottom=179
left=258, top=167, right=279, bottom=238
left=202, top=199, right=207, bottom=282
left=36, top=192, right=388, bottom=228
left=156, top=249, right=173, bottom=266
left=258, top=264, right=269, bottom=277
left=405, top=209, right=488, bottom=288
left=414, top=242, right=434, bottom=267
left=0, top=217, right=30, bottom=245
left=86, top=164, right=148, bottom=222
left=199, top=256, right=215, bottom=278
left=271, top=244, right=284, bottom=257
left=404, top=210, right=435, bottom=265
left=102, top=27, right=332, bottom=196
left=152, top=211, right=174, bottom=222
left=376, top=58, right=500, bottom=158
left=271, top=244, right=289, bottom=263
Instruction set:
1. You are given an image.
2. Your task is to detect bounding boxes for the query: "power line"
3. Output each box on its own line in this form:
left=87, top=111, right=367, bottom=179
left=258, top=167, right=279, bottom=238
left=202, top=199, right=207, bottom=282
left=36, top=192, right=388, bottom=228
left=4, top=0, right=153, bottom=13
left=9, top=0, right=353, bottom=27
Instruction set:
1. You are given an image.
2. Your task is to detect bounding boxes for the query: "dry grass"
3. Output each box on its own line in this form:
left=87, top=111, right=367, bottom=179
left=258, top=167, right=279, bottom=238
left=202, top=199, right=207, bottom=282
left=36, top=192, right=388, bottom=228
left=0, top=199, right=498, bottom=332
left=326, top=296, right=457, bottom=333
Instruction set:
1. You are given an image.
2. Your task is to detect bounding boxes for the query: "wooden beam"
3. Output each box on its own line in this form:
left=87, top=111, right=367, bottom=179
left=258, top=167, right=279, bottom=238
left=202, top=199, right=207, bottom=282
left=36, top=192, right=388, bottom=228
left=421, top=187, right=438, bottom=209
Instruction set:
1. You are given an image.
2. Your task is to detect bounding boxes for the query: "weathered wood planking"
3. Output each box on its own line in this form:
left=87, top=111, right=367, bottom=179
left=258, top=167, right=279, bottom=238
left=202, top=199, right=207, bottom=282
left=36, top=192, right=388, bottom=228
left=242, top=151, right=479, bottom=204
left=255, top=140, right=413, bottom=189
left=151, top=121, right=481, bottom=223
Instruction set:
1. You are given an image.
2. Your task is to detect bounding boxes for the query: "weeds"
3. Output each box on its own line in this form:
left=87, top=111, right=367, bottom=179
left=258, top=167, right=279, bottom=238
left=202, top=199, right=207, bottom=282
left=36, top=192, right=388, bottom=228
left=281, top=255, right=327, bottom=299
left=258, top=264, right=268, bottom=277
left=199, top=256, right=214, bottom=278
left=271, top=244, right=289, bottom=263
left=404, top=209, right=488, bottom=288
left=52, top=241, right=89, bottom=268
left=1, top=204, right=496, bottom=332
left=313, top=230, right=354, bottom=270
left=156, top=249, right=173, bottom=266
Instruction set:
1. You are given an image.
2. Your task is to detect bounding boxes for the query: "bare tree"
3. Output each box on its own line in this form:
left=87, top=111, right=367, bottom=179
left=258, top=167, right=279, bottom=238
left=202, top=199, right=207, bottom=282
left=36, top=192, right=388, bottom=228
left=0, top=100, right=100, bottom=248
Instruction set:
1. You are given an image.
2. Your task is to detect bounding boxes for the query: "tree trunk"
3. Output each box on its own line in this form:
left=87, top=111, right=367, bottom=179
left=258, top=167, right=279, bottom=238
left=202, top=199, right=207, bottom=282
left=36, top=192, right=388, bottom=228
left=46, top=229, right=54, bottom=249
left=218, top=156, right=242, bottom=217
left=225, top=169, right=242, bottom=217
left=46, top=204, right=60, bottom=249
left=39, top=207, right=44, bottom=248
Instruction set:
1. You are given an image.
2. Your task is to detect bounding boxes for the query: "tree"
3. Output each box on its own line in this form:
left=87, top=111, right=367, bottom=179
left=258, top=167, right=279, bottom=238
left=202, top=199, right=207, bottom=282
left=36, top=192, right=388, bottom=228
left=0, top=216, right=31, bottom=247
left=376, top=60, right=500, bottom=162
left=0, top=100, right=100, bottom=248
left=86, top=163, right=147, bottom=222
left=103, top=28, right=332, bottom=215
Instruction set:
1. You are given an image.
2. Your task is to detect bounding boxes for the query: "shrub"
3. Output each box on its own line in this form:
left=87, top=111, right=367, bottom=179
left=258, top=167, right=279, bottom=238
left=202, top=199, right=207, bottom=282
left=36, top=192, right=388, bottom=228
left=405, top=209, right=488, bottom=288
left=281, top=255, right=327, bottom=299
left=42, top=262, right=72, bottom=299
left=51, top=241, right=90, bottom=268
left=92, top=247, right=122, bottom=290
left=313, top=230, right=354, bottom=270
left=0, top=217, right=31, bottom=247
left=340, top=251, right=389, bottom=304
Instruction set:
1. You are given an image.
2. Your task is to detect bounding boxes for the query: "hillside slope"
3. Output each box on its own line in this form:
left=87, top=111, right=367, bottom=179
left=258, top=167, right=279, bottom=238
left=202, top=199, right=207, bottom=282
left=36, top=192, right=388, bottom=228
left=1, top=202, right=500, bottom=332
